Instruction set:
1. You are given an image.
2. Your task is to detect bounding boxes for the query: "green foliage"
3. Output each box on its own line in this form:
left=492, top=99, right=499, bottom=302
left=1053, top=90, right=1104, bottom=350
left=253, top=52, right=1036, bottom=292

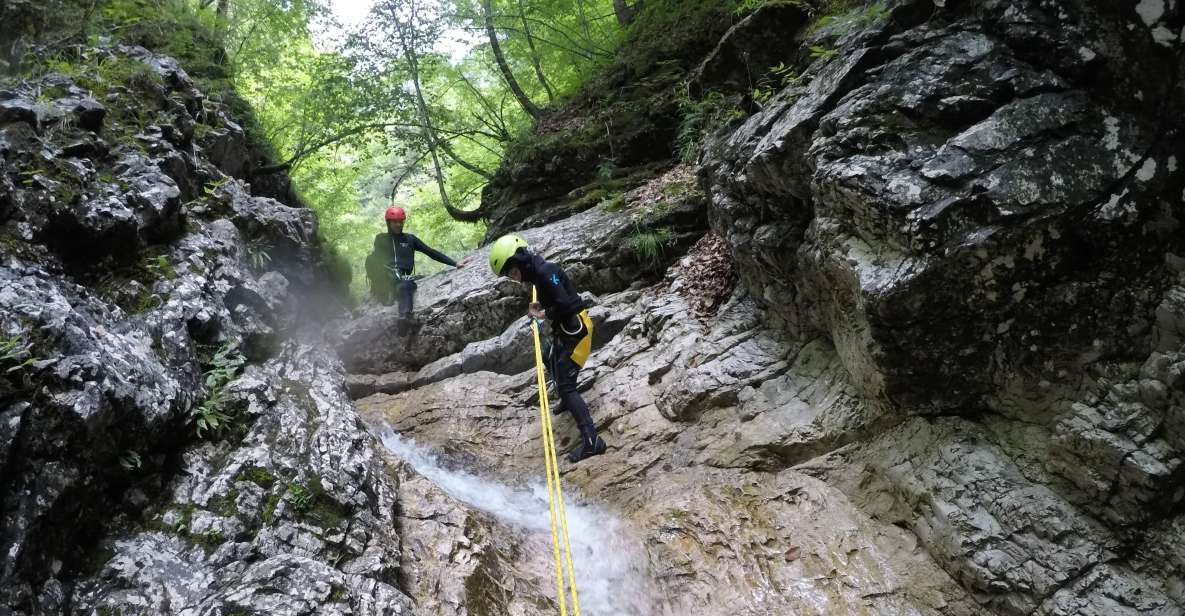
left=752, top=61, right=799, bottom=107
left=627, top=225, right=672, bottom=267
left=813, top=1, right=890, bottom=32
left=235, top=466, right=277, bottom=490
left=734, top=0, right=809, bottom=15
left=617, top=0, right=740, bottom=74
left=246, top=241, right=272, bottom=271
left=676, top=90, right=744, bottom=163
left=144, top=255, right=176, bottom=280
left=90, top=253, right=176, bottom=315
left=22, top=0, right=745, bottom=299
left=192, top=528, right=225, bottom=549
left=288, top=483, right=313, bottom=512
left=809, top=45, right=838, bottom=59
left=735, top=0, right=889, bottom=36
left=94, top=0, right=229, bottom=79
left=40, top=52, right=162, bottom=97
left=599, top=192, right=626, bottom=212
left=210, top=489, right=241, bottom=517
left=596, top=159, right=616, bottom=180
left=277, top=476, right=350, bottom=527
left=171, top=504, right=196, bottom=534
left=192, top=343, right=245, bottom=438
left=0, top=334, right=36, bottom=374
left=261, top=491, right=282, bottom=524
left=118, top=450, right=142, bottom=471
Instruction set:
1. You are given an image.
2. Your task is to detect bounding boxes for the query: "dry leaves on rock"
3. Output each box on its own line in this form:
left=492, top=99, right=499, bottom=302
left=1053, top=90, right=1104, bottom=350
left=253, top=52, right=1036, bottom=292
left=672, top=232, right=737, bottom=319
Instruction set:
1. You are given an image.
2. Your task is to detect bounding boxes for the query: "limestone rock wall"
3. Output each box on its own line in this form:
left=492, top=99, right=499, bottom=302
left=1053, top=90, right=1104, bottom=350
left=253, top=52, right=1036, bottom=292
left=346, top=1, right=1185, bottom=614
left=0, top=45, right=405, bottom=614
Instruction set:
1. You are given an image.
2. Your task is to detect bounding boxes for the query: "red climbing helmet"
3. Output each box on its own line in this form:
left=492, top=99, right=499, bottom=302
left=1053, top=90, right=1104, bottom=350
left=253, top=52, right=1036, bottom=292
left=385, top=205, right=407, bottom=221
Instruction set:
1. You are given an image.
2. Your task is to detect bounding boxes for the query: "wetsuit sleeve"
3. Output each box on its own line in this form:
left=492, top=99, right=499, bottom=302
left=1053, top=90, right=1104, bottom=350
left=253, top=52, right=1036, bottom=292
left=536, top=262, right=582, bottom=323
left=411, top=235, right=458, bottom=267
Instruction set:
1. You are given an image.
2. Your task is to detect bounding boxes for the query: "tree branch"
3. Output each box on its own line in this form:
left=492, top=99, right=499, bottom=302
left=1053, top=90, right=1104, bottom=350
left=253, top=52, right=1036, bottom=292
left=482, top=0, right=542, bottom=120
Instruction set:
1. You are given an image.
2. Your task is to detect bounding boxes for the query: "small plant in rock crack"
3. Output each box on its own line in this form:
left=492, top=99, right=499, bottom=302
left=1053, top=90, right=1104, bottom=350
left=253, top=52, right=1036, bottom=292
left=288, top=483, right=313, bottom=512
left=596, top=159, right=616, bottom=180
left=753, top=62, right=800, bottom=108
left=119, top=450, right=142, bottom=471
left=192, top=343, right=245, bottom=438
left=0, top=333, right=36, bottom=374
left=735, top=0, right=812, bottom=15
left=144, top=254, right=176, bottom=280
left=814, top=1, right=890, bottom=33
left=246, top=241, right=272, bottom=271
left=809, top=45, right=839, bottom=59
left=628, top=225, right=673, bottom=269
left=675, top=90, right=746, bottom=163
left=18, top=168, right=47, bottom=187
left=202, top=177, right=230, bottom=196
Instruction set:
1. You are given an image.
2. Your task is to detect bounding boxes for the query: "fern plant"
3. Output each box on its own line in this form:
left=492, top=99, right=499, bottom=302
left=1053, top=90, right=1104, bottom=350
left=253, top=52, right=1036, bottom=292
left=192, top=343, right=245, bottom=438
left=753, top=61, right=800, bottom=108
left=676, top=90, right=745, bottom=163
left=814, top=1, right=890, bottom=32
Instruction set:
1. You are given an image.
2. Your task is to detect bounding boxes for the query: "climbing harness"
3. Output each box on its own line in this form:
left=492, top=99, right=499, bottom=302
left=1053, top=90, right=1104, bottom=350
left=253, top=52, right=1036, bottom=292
left=384, top=261, right=421, bottom=283
left=530, top=287, right=583, bottom=616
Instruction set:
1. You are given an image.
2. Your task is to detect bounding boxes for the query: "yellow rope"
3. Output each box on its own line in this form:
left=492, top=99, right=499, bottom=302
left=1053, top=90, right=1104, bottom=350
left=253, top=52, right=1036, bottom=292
left=531, top=288, right=583, bottom=615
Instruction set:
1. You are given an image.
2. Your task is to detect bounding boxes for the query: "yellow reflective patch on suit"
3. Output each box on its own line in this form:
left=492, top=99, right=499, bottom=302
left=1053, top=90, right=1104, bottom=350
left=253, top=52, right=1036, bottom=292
left=569, top=310, right=594, bottom=367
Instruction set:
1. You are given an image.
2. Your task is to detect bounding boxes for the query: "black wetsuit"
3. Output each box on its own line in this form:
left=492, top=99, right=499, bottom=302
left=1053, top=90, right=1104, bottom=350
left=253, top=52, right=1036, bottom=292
left=370, top=232, right=457, bottom=316
left=519, top=254, right=603, bottom=457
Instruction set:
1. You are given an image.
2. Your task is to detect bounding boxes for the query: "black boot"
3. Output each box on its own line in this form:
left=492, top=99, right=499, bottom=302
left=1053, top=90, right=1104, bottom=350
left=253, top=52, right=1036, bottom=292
left=567, top=435, right=607, bottom=463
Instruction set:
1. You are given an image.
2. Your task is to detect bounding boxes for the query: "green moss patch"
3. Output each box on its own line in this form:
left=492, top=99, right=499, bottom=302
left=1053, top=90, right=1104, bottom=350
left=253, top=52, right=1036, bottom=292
left=235, top=466, right=277, bottom=490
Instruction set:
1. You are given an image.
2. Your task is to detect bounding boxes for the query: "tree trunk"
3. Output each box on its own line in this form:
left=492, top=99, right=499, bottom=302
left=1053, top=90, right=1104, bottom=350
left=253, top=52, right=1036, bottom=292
left=517, top=0, right=554, bottom=104
left=482, top=0, right=542, bottom=120
left=216, top=0, right=230, bottom=16
left=399, top=17, right=486, bottom=222
left=613, top=0, right=639, bottom=26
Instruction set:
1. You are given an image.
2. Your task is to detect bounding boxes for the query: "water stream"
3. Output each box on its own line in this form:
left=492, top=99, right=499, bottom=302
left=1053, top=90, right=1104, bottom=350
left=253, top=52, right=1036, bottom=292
left=378, top=429, right=664, bottom=616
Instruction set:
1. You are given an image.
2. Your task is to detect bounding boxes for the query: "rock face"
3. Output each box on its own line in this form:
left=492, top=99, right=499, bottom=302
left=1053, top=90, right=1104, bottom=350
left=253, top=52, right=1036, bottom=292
left=6, top=0, right=1185, bottom=615
left=0, top=45, right=393, bottom=615
left=702, top=0, right=1185, bottom=412
left=344, top=0, right=1185, bottom=614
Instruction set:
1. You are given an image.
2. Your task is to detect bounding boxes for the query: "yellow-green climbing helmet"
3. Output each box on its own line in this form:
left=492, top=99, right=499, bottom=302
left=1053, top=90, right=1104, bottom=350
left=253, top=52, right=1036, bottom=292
left=489, top=234, right=529, bottom=276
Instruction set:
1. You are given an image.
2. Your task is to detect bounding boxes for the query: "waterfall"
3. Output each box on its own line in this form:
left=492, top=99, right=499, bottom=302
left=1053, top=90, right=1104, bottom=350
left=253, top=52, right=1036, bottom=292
left=378, top=429, right=665, bottom=616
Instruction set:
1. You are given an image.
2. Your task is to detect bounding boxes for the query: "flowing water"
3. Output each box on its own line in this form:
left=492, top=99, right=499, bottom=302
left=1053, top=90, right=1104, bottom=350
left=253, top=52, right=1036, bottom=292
left=378, top=429, right=664, bottom=616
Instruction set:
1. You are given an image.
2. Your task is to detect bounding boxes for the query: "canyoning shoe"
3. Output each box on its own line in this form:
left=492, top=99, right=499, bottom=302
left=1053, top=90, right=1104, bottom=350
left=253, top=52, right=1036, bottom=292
left=566, top=436, right=607, bottom=463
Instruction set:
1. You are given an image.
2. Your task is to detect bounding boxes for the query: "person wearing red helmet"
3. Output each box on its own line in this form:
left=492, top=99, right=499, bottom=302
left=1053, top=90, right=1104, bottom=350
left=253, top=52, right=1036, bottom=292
left=365, top=205, right=469, bottom=319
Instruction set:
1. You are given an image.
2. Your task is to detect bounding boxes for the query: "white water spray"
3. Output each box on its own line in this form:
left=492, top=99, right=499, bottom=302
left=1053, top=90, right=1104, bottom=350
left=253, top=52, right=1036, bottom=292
left=379, top=429, right=662, bottom=616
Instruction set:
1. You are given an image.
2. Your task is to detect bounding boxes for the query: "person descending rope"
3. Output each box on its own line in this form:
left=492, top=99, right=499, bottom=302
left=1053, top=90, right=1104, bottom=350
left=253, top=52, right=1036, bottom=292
left=365, top=205, right=469, bottom=321
left=489, top=234, right=608, bottom=463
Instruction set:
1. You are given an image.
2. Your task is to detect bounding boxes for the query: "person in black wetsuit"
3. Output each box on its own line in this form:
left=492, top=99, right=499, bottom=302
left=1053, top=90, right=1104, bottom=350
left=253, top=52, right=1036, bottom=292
left=365, top=205, right=469, bottom=318
left=488, top=234, right=608, bottom=464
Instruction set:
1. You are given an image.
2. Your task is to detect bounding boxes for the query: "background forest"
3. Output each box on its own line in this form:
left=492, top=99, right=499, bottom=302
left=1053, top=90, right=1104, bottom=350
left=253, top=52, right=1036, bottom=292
left=10, top=0, right=714, bottom=294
